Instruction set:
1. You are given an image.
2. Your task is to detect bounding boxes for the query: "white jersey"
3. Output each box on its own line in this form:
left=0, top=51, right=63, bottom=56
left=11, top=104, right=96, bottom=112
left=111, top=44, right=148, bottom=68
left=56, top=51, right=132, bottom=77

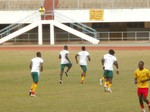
left=103, top=54, right=117, bottom=71
left=31, top=57, right=43, bottom=73
left=60, top=50, right=69, bottom=64
left=78, top=51, right=89, bottom=65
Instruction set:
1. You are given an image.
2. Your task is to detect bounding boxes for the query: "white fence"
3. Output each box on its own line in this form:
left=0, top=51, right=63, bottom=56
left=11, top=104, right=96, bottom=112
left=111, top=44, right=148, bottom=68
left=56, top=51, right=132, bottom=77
left=6, top=31, right=150, bottom=44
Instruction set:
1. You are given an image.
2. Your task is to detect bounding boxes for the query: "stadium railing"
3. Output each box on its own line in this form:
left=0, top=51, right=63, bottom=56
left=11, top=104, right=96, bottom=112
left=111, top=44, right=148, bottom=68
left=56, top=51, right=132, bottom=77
left=6, top=31, right=150, bottom=44
left=54, top=11, right=97, bottom=39
left=0, top=11, right=39, bottom=39
left=0, top=9, right=98, bottom=44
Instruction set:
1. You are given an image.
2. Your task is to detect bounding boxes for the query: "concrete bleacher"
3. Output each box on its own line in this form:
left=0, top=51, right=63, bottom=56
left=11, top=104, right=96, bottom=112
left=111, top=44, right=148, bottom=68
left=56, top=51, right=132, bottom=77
left=0, top=0, right=149, bottom=10
left=0, top=0, right=41, bottom=10
left=57, top=0, right=150, bottom=9
left=57, top=0, right=78, bottom=9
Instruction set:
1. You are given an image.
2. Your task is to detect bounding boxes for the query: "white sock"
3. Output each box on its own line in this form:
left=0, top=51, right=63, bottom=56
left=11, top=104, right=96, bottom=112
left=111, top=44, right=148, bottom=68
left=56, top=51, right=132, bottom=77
left=142, top=108, right=146, bottom=112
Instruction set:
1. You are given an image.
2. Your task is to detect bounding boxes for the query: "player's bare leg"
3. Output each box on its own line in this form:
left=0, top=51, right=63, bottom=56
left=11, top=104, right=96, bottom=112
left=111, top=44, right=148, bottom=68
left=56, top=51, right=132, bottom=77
left=59, top=71, right=63, bottom=84
left=81, top=72, right=86, bottom=84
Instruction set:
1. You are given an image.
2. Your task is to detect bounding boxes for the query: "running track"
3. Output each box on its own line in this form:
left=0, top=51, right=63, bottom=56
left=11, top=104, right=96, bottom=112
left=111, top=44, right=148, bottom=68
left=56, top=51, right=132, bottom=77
left=0, top=45, right=150, bottom=51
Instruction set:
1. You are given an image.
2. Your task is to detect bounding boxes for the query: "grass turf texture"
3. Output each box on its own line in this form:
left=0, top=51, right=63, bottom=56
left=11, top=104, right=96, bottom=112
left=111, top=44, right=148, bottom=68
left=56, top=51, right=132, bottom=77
left=0, top=50, right=150, bottom=112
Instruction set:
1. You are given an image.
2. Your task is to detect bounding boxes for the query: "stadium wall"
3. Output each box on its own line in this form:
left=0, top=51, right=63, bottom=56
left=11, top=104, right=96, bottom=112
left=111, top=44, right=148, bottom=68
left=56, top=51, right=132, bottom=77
left=0, top=9, right=150, bottom=24
left=54, top=9, right=150, bottom=23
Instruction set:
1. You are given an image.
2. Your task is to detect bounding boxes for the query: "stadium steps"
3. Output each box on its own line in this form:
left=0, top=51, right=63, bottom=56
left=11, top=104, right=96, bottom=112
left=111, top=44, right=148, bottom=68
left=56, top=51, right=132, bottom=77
left=0, top=20, right=99, bottom=44
left=0, top=20, right=100, bottom=44
left=49, top=20, right=99, bottom=44
left=0, top=9, right=99, bottom=44
left=0, top=22, right=39, bottom=44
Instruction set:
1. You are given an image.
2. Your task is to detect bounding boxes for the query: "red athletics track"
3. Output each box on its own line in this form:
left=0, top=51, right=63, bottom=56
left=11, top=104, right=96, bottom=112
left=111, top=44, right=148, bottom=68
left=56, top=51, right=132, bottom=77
left=0, top=45, right=150, bottom=51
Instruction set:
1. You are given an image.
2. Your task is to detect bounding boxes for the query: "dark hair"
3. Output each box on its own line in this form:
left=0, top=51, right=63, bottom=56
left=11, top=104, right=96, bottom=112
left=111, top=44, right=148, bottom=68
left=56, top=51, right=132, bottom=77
left=109, top=49, right=115, bottom=55
left=82, top=46, right=86, bottom=51
left=139, top=61, right=144, bottom=65
left=36, top=52, right=41, bottom=57
left=64, top=45, right=68, bottom=50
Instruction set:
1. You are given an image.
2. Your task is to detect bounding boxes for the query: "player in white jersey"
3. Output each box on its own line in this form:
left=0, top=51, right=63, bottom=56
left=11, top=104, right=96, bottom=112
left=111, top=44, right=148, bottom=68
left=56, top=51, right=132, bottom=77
left=29, top=52, right=43, bottom=97
left=75, top=46, right=91, bottom=84
left=59, top=45, right=72, bottom=84
left=101, top=49, right=119, bottom=92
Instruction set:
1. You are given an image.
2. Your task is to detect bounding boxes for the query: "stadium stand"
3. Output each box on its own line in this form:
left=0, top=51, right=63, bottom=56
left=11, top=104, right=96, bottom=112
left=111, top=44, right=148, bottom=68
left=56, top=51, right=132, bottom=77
left=57, top=0, right=150, bottom=9
left=0, top=0, right=149, bottom=10
left=0, top=0, right=41, bottom=10
left=57, top=0, right=77, bottom=9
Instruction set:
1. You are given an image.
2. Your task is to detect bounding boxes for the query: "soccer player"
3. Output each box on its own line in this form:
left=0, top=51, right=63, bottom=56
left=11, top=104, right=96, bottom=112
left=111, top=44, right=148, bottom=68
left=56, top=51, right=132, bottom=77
left=29, top=52, right=44, bottom=97
left=75, top=46, right=91, bottom=84
left=59, top=45, right=72, bottom=84
left=101, top=49, right=119, bottom=92
left=134, top=61, right=150, bottom=112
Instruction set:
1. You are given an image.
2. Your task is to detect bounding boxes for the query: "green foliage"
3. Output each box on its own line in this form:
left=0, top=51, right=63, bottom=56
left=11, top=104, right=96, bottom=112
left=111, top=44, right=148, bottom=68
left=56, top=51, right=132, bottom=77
left=0, top=50, right=150, bottom=112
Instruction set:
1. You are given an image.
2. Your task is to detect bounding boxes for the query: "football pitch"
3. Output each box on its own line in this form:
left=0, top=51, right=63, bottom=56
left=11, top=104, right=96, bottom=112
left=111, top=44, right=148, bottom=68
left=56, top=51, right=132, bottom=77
left=0, top=47, right=150, bottom=112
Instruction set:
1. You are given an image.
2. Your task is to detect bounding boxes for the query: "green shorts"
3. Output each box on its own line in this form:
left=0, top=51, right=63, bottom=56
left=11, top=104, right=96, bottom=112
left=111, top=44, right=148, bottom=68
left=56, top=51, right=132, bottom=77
left=104, top=70, right=113, bottom=78
left=80, top=65, right=87, bottom=73
left=61, top=63, right=72, bottom=71
left=31, top=72, right=39, bottom=83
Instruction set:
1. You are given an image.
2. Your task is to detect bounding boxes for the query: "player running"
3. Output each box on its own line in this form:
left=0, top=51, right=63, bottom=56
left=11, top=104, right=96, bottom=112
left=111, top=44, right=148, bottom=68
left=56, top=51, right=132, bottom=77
left=101, top=49, right=119, bottom=92
left=75, top=46, right=91, bottom=84
left=29, top=52, right=44, bottom=97
left=59, top=45, right=72, bottom=84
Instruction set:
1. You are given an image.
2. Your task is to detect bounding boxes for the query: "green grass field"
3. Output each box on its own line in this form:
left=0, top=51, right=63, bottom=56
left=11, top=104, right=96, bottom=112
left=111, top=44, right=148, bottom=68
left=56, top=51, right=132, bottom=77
left=0, top=49, right=150, bottom=112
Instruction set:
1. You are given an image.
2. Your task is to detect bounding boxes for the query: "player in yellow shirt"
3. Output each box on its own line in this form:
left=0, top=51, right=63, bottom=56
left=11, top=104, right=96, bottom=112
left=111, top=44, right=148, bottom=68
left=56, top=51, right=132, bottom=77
left=39, top=6, right=45, bottom=19
left=39, top=6, right=45, bottom=15
left=134, top=61, right=150, bottom=112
